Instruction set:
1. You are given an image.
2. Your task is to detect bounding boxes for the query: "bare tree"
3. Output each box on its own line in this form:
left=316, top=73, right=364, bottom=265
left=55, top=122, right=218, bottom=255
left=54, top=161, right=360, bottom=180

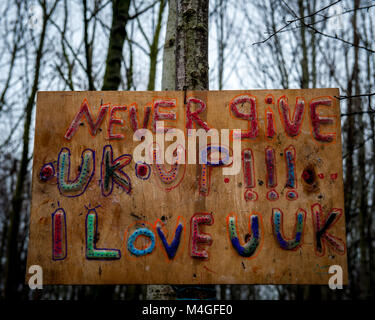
left=4, top=0, right=60, bottom=299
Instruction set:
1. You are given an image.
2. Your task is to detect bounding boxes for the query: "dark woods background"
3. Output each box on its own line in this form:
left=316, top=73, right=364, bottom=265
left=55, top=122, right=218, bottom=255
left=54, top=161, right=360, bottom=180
left=0, top=0, right=374, bottom=300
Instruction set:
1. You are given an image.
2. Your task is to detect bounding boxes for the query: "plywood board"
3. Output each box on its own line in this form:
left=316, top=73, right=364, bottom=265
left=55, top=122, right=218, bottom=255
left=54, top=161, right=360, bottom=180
left=26, top=89, right=348, bottom=284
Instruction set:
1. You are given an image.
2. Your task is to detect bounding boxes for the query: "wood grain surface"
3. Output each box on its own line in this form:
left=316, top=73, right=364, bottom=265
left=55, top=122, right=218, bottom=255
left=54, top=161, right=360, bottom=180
left=26, top=89, right=348, bottom=284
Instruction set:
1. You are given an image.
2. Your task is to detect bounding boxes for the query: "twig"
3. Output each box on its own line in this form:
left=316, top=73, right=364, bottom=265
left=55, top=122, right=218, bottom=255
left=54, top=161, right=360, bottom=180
left=253, top=0, right=342, bottom=45
left=341, top=110, right=375, bottom=117
left=129, top=0, right=159, bottom=20
left=254, top=0, right=375, bottom=54
left=343, top=133, right=375, bottom=158
left=335, top=93, right=375, bottom=100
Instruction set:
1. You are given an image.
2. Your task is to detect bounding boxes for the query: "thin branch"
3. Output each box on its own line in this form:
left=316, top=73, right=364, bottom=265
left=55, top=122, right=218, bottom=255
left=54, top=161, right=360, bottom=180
left=129, top=0, right=159, bottom=20
left=253, top=0, right=342, bottom=45
left=254, top=0, right=375, bottom=53
left=50, top=20, right=87, bottom=74
left=300, top=22, right=375, bottom=54
left=343, top=133, right=375, bottom=159
left=341, top=110, right=375, bottom=117
left=286, top=0, right=343, bottom=24
left=277, top=4, right=375, bottom=34
left=282, top=0, right=375, bottom=54
left=335, top=93, right=375, bottom=100
left=252, top=21, right=292, bottom=45
left=88, top=0, right=111, bottom=22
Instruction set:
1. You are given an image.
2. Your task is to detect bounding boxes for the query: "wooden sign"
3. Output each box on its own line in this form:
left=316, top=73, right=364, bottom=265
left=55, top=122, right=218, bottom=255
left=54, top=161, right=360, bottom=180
left=26, top=89, right=348, bottom=284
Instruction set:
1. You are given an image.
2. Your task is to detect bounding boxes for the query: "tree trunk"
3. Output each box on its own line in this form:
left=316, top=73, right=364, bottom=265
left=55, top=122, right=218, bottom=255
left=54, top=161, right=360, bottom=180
left=269, top=0, right=289, bottom=89
left=365, top=11, right=375, bottom=298
left=102, top=0, right=131, bottom=90
left=161, top=0, right=177, bottom=91
left=308, top=0, right=317, bottom=88
left=298, top=0, right=309, bottom=89
left=83, top=0, right=95, bottom=90
left=175, top=0, right=209, bottom=90
left=147, top=0, right=166, bottom=91
left=352, top=0, right=369, bottom=299
left=216, top=0, right=225, bottom=90
left=4, top=1, right=57, bottom=299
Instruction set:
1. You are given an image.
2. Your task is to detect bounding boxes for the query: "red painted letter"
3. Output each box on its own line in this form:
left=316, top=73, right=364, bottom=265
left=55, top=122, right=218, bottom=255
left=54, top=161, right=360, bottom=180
left=152, top=100, right=176, bottom=133
left=230, top=95, right=258, bottom=139
left=108, top=106, right=127, bottom=140
left=309, top=98, right=335, bottom=142
left=278, top=96, right=305, bottom=137
left=64, top=99, right=109, bottom=140
left=190, top=213, right=213, bottom=259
